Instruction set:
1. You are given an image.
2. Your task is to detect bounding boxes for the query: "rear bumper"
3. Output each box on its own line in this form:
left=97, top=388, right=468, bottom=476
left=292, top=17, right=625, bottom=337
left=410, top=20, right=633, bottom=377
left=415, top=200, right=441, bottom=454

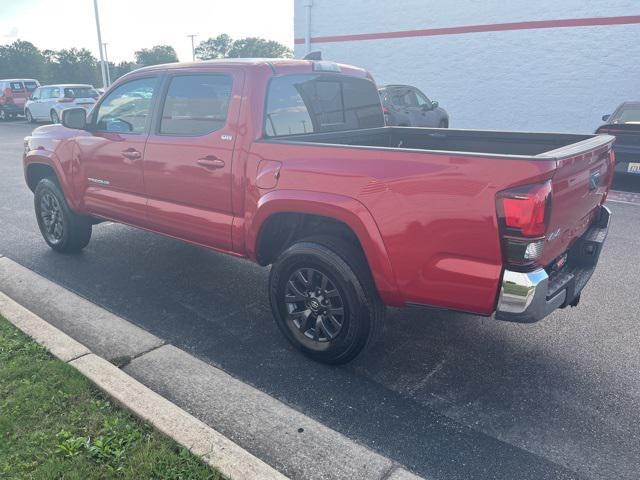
left=495, top=205, right=611, bottom=323
left=0, top=104, right=23, bottom=115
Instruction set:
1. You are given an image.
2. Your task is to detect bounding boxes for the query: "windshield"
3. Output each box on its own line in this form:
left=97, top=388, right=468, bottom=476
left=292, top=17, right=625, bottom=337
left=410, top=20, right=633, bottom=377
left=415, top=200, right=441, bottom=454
left=64, top=87, right=98, bottom=99
left=610, top=105, right=640, bottom=124
left=264, top=74, right=384, bottom=137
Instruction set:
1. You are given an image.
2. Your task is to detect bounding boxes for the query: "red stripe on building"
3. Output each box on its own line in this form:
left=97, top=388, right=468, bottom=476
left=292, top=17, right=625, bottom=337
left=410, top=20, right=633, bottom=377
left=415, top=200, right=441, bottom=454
left=294, top=15, right=640, bottom=44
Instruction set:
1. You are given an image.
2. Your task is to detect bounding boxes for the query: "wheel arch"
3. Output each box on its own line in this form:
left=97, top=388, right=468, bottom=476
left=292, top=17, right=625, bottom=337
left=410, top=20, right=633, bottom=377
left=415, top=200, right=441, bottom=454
left=249, top=190, right=401, bottom=306
left=24, top=156, right=80, bottom=210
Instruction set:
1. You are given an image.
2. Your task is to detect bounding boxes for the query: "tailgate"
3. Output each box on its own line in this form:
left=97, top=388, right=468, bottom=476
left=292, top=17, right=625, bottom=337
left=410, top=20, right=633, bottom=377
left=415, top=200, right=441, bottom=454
left=540, top=135, right=615, bottom=266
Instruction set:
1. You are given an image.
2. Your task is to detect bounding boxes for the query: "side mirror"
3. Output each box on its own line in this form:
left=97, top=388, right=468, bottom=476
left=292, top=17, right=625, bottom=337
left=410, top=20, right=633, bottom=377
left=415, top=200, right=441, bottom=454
left=431, top=100, right=439, bottom=109
left=30, top=96, right=38, bottom=101
left=62, top=108, right=87, bottom=130
left=602, top=114, right=611, bottom=122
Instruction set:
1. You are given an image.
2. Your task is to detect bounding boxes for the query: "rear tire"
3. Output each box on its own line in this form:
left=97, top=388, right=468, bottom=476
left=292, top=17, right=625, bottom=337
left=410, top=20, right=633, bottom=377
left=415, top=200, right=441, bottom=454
left=50, top=110, right=60, bottom=124
left=34, top=178, right=92, bottom=253
left=439, top=119, right=448, bottom=128
left=269, top=235, right=384, bottom=364
left=25, top=109, right=35, bottom=123
left=0, top=109, right=6, bottom=121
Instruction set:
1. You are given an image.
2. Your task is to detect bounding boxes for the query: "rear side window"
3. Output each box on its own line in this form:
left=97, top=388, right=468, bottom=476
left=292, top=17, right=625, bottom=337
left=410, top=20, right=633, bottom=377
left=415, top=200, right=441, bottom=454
left=10, top=82, right=24, bottom=92
left=64, top=87, right=98, bottom=99
left=264, top=74, right=384, bottom=137
left=24, top=81, right=38, bottom=92
left=159, top=74, right=233, bottom=136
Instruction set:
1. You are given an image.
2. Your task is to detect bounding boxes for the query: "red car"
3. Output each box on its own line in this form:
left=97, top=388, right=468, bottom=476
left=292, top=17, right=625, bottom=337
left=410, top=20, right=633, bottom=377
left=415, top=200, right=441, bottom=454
left=0, top=78, right=40, bottom=120
left=23, top=59, right=614, bottom=363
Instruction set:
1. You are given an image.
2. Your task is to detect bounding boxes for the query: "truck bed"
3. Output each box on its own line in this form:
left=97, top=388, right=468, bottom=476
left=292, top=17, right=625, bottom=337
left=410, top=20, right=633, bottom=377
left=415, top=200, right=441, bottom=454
left=267, top=126, right=604, bottom=159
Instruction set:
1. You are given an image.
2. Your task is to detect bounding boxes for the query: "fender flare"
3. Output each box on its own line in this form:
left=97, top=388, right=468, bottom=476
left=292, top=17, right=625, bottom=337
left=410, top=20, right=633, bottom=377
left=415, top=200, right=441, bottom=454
left=24, top=151, right=80, bottom=211
left=248, top=190, right=401, bottom=306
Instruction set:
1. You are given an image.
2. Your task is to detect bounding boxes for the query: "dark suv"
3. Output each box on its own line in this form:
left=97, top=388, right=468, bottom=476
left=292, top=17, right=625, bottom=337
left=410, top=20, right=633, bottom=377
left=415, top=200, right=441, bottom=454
left=379, top=84, right=448, bottom=128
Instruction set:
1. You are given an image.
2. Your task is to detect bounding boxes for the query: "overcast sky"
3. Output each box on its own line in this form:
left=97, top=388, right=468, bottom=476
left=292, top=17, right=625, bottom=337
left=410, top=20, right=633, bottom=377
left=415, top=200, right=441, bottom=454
left=0, top=0, right=294, bottom=62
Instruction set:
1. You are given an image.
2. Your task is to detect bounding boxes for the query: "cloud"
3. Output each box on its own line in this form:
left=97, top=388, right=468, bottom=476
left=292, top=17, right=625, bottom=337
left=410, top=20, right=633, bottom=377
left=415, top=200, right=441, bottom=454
left=2, top=26, right=19, bottom=38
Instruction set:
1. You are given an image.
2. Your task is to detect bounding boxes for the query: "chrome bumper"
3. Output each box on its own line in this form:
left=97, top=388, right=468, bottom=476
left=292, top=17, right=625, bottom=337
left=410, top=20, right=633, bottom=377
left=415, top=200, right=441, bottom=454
left=495, top=205, right=611, bottom=323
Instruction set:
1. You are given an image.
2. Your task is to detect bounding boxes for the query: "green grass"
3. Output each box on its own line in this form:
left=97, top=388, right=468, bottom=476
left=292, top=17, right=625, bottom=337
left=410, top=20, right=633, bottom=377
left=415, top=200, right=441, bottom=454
left=0, top=317, right=225, bottom=480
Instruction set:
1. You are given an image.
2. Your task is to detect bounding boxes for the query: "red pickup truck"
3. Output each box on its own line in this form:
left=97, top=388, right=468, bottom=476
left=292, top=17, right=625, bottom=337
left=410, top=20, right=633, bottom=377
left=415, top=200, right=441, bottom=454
left=23, top=59, right=614, bottom=364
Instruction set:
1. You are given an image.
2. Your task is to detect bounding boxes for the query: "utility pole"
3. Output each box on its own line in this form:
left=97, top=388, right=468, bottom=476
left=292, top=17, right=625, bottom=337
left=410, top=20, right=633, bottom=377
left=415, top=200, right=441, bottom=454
left=102, top=43, right=111, bottom=86
left=93, top=0, right=108, bottom=89
left=187, top=34, right=197, bottom=61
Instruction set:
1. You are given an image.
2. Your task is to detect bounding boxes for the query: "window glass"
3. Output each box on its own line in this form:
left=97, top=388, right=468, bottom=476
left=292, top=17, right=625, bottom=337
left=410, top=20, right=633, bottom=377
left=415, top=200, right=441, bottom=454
left=610, top=106, right=640, bottom=124
left=160, top=75, right=233, bottom=135
left=24, top=81, right=38, bottom=92
left=31, top=88, right=41, bottom=99
left=10, top=82, right=24, bottom=92
left=40, top=88, right=51, bottom=99
left=50, top=87, right=60, bottom=98
left=414, top=90, right=431, bottom=107
left=264, top=74, right=384, bottom=137
left=64, top=87, right=98, bottom=99
left=95, top=77, right=158, bottom=134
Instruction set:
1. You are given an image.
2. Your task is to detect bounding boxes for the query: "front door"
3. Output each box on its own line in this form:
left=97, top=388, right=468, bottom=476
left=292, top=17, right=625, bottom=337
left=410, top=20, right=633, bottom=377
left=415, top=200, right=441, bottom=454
left=75, top=76, right=160, bottom=224
left=30, top=86, right=49, bottom=118
left=143, top=69, right=244, bottom=251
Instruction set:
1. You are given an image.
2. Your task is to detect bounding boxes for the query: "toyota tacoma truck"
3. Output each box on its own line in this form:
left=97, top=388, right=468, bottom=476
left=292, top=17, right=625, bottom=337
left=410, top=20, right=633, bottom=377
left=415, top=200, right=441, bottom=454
left=23, top=59, right=614, bottom=364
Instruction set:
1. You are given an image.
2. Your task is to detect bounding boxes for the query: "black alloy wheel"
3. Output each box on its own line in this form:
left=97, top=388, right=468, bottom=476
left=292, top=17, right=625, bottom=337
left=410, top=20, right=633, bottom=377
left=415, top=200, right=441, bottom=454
left=284, top=267, right=346, bottom=344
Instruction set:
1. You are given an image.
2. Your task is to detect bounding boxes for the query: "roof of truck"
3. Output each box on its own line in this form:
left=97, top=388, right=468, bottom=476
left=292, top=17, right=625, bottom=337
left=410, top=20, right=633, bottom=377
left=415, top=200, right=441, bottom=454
left=131, top=58, right=369, bottom=77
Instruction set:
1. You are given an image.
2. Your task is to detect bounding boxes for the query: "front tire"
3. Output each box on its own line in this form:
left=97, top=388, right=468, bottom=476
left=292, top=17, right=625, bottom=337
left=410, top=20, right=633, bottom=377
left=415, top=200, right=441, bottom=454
left=50, top=110, right=60, bottom=124
left=269, top=236, right=384, bottom=364
left=25, top=109, right=35, bottom=123
left=34, top=178, right=92, bottom=253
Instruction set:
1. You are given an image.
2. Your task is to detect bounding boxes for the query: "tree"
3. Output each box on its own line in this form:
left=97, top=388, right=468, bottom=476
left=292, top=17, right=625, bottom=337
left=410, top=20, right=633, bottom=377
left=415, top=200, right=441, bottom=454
left=134, top=45, right=178, bottom=66
left=227, top=37, right=292, bottom=58
left=0, top=40, right=47, bottom=79
left=110, top=61, right=137, bottom=81
left=44, top=48, right=100, bottom=84
left=195, top=34, right=233, bottom=60
left=195, top=35, right=292, bottom=60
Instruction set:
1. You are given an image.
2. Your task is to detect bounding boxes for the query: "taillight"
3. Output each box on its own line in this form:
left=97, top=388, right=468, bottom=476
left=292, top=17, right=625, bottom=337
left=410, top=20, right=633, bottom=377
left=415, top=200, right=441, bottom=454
left=2, top=88, right=13, bottom=104
left=497, top=181, right=552, bottom=269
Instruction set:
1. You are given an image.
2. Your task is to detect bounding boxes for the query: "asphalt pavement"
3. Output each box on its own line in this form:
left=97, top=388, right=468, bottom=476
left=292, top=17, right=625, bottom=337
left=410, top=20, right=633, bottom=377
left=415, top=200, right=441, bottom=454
left=2, top=120, right=639, bottom=479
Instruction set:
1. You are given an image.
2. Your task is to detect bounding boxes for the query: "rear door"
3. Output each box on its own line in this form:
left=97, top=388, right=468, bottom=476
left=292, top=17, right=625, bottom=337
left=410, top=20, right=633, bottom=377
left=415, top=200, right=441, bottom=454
left=8, top=81, right=27, bottom=110
left=75, top=75, right=161, bottom=225
left=143, top=68, right=243, bottom=250
left=42, top=86, right=60, bottom=119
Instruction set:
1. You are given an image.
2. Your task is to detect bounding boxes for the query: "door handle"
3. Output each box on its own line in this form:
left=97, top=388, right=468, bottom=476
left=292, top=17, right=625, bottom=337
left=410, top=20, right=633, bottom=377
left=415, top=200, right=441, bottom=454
left=197, top=156, right=225, bottom=169
left=121, top=149, right=141, bottom=160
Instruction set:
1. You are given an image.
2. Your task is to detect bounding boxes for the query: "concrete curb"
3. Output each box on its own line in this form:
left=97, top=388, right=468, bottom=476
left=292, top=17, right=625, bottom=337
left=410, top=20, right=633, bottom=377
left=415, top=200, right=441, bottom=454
left=0, top=257, right=427, bottom=480
left=0, top=292, right=288, bottom=480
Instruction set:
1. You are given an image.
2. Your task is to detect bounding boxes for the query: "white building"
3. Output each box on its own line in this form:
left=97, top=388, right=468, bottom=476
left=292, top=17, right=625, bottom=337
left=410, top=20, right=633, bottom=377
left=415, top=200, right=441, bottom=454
left=294, top=1, right=640, bottom=133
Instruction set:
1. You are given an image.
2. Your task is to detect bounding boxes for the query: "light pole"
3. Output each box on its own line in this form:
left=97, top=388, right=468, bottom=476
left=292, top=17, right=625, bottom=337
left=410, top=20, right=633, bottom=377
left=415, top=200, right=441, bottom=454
left=102, top=43, right=111, bottom=86
left=187, top=34, right=197, bottom=61
left=93, top=0, right=108, bottom=89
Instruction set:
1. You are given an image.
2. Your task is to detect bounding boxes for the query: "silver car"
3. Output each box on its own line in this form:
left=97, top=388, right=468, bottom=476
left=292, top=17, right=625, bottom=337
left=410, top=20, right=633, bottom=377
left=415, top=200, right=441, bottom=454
left=379, top=84, right=449, bottom=128
left=25, top=84, right=98, bottom=124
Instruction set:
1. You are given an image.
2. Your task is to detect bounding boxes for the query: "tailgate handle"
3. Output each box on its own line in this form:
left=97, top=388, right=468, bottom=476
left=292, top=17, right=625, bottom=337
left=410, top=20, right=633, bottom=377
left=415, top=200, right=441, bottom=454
left=589, top=170, right=601, bottom=191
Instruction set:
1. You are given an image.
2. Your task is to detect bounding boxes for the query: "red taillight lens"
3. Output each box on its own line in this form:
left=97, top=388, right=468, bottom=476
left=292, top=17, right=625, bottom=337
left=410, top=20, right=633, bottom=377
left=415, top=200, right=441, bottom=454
left=498, top=181, right=552, bottom=237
